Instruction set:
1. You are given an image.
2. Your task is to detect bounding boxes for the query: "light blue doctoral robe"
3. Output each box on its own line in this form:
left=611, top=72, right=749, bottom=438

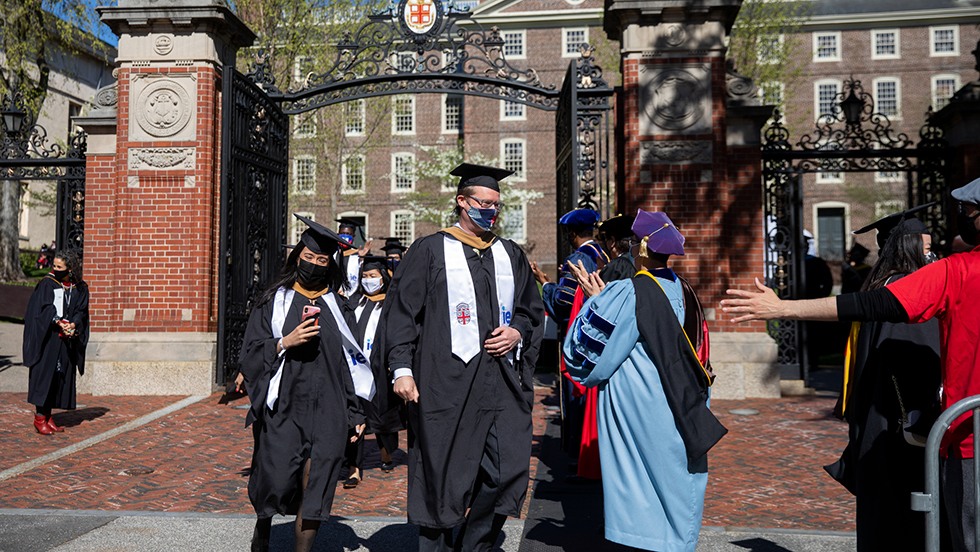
left=563, top=277, right=708, bottom=552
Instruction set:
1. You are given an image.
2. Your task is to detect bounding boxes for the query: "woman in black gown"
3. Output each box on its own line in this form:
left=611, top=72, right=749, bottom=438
left=240, top=215, right=371, bottom=552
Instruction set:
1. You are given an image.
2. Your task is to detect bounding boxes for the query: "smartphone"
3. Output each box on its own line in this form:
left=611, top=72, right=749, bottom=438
left=301, top=305, right=321, bottom=326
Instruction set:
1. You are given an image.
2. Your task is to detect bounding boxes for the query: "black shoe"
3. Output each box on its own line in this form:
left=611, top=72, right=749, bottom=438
left=343, top=476, right=361, bottom=489
left=380, top=461, right=394, bottom=472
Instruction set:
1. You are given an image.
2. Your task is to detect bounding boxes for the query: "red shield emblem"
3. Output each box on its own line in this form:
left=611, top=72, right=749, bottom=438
left=455, top=302, right=471, bottom=325
left=403, top=0, right=436, bottom=34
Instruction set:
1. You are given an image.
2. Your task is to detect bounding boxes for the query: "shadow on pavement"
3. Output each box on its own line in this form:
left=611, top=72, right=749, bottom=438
left=53, top=406, right=109, bottom=428
left=730, top=538, right=794, bottom=551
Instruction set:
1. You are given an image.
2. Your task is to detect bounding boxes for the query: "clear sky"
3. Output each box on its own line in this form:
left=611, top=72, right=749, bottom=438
left=47, top=0, right=120, bottom=48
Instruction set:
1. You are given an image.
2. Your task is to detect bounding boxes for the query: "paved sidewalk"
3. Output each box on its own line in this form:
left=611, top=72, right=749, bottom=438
left=0, top=320, right=861, bottom=550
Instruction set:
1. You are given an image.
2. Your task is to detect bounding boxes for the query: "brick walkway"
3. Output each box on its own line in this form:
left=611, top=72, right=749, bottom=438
left=0, top=387, right=855, bottom=532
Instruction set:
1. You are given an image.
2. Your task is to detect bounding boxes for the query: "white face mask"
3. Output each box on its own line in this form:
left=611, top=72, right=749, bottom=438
left=362, top=277, right=383, bottom=295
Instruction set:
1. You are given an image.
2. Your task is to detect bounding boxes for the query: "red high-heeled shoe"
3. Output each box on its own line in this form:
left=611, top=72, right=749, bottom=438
left=46, top=416, right=64, bottom=432
left=34, top=414, right=54, bottom=435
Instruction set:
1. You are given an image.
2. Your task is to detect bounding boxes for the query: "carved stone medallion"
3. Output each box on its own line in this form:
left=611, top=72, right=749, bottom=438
left=638, top=64, right=712, bottom=136
left=134, top=79, right=192, bottom=139
left=153, top=34, right=174, bottom=56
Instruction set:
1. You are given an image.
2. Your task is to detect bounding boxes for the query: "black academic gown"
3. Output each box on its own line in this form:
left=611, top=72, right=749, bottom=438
left=240, top=289, right=364, bottom=521
left=23, top=276, right=89, bottom=410
left=383, top=231, right=544, bottom=528
left=352, top=295, right=403, bottom=434
left=825, top=273, right=942, bottom=552
left=599, top=254, right=634, bottom=283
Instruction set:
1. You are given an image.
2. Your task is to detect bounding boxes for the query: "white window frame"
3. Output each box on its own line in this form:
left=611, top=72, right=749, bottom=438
left=392, top=95, right=416, bottom=135
left=500, top=138, right=527, bottom=181
left=562, top=28, right=588, bottom=58
left=292, top=156, right=316, bottom=194
left=756, top=34, right=784, bottom=65
left=390, top=210, right=416, bottom=244
left=442, top=49, right=458, bottom=71
left=394, top=51, right=417, bottom=72
left=813, top=201, right=851, bottom=260
left=292, top=211, right=315, bottom=245
left=812, top=32, right=841, bottom=62
left=813, top=79, right=841, bottom=123
left=391, top=152, right=416, bottom=193
left=442, top=94, right=463, bottom=134
left=873, top=77, right=901, bottom=120
left=345, top=100, right=365, bottom=136
left=341, top=154, right=366, bottom=194
left=932, top=74, right=961, bottom=111
left=875, top=199, right=906, bottom=219
left=871, top=29, right=900, bottom=60
left=498, top=201, right=527, bottom=244
left=293, top=56, right=313, bottom=83
left=502, top=30, right=526, bottom=59
left=500, top=99, right=526, bottom=121
left=337, top=211, right=369, bottom=242
left=930, top=26, right=959, bottom=57
left=293, top=115, right=317, bottom=138
left=875, top=170, right=904, bottom=183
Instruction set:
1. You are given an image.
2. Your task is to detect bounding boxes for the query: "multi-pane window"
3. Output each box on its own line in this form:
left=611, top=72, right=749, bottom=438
left=816, top=171, right=843, bottom=183
left=391, top=152, right=416, bottom=192
left=391, top=210, right=415, bottom=244
left=874, top=78, right=900, bottom=118
left=875, top=170, right=903, bottom=182
left=930, top=26, right=958, bottom=56
left=498, top=202, right=527, bottom=243
left=872, top=30, right=899, bottom=59
left=816, top=206, right=846, bottom=262
left=501, top=100, right=525, bottom=120
left=563, top=28, right=588, bottom=57
left=293, top=56, right=313, bottom=82
left=503, top=31, right=526, bottom=59
left=294, top=116, right=316, bottom=138
left=501, top=139, right=526, bottom=181
left=342, top=155, right=365, bottom=193
left=293, top=156, right=316, bottom=193
left=932, top=75, right=960, bottom=110
left=392, top=96, right=415, bottom=134
left=759, top=81, right=785, bottom=122
left=815, top=80, right=840, bottom=121
left=875, top=200, right=905, bottom=219
left=345, top=100, right=365, bottom=135
left=292, top=212, right=315, bottom=244
left=396, top=52, right=416, bottom=72
left=443, top=94, right=463, bottom=133
left=757, top=35, right=782, bottom=65
left=813, top=32, right=841, bottom=61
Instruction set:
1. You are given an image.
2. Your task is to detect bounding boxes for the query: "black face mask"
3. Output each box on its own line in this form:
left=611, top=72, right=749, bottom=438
left=296, top=259, right=331, bottom=290
left=51, top=269, right=69, bottom=281
left=957, top=212, right=980, bottom=246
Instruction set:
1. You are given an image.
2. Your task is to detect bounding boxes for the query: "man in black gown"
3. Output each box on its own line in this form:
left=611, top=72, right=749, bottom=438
left=383, top=163, right=544, bottom=552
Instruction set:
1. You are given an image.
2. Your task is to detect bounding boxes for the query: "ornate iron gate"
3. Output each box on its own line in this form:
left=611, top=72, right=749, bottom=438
left=216, top=66, right=289, bottom=384
left=0, top=92, right=87, bottom=254
left=761, top=78, right=949, bottom=381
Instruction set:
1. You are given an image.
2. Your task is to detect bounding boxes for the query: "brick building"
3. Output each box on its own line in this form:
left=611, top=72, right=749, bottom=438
left=286, top=0, right=615, bottom=274
left=768, top=0, right=980, bottom=266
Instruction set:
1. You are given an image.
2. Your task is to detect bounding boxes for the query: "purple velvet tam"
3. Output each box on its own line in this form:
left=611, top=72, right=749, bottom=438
left=631, top=209, right=685, bottom=256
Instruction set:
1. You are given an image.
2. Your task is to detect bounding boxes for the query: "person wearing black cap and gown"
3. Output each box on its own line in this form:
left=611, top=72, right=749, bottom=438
left=383, top=163, right=544, bottom=552
left=597, top=214, right=636, bottom=283
left=342, top=255, right=404, bottom=488
left=337, top=218, right=370, bottom=295
left=240, top=214, right=382, bottom=552
left=380, top=237, right=407, bottom=271
left=824, top=206, right=944, bottom=552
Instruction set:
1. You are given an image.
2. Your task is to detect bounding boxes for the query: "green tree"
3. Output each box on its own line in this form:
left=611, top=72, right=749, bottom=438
left=0, top=0, right=110, bottom=281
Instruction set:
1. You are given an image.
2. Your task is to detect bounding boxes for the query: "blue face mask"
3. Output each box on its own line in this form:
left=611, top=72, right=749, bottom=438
left=339, top=233, right=354, bottom=245
left=467, top=206, right=498, bottom=231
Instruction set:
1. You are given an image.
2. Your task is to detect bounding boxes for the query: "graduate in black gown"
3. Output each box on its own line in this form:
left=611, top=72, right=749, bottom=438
left=342, top=255, right=404, bottom=489
left=240, top=214, right=378, bottom=552
left=384, top=163, right=544, bottom=552
left=22, top=249, right=89, bottom=435
left=825, top=211, right=944, bottom=552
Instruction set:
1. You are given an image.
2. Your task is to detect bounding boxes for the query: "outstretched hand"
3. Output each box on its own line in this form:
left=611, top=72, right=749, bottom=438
left=568, top=259, right=604, bottom=297
left=720, top=278, right=784, bottom=323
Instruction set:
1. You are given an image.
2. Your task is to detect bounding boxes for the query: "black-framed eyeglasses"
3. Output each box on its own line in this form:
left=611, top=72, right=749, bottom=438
left=467, top=196, right=502, bottom=210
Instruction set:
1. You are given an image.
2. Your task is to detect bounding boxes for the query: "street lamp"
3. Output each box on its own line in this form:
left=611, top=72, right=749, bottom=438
left=0, top=100, right=25, bottom=136
left=840, top=88, right=864, bottom=126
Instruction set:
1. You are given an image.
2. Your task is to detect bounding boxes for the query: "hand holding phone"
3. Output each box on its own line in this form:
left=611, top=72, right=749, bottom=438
left=302, top=305, right=321, bottom=327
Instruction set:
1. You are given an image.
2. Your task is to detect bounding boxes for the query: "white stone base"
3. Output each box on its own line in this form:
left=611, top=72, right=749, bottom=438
left=709, top=332, right=781, bottom=400
left=81, top=332, right=217, bottom=396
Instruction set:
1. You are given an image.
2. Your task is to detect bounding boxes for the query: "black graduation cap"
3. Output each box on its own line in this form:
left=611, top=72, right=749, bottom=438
left=852, top=202, right=936, bottom=249
left=336, top=217, right=365, bottom=242
left=360, top=254, right=389, bottom=273
left=597, top=214, right=636, bottom=240
left=380, top=237, right=406, bottom=255
left=450, top=162, right=514, bottom=193
left=295, top=213, right=351, bottom=254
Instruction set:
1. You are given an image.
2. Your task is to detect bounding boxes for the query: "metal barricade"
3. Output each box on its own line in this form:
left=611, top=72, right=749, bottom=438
left=911, top=395, right=980, bottom=552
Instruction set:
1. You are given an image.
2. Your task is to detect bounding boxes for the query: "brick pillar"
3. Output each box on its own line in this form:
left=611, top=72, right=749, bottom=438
left=73, top=0, right=254, bottom=395
left=604, top=1, right=779, bottom=398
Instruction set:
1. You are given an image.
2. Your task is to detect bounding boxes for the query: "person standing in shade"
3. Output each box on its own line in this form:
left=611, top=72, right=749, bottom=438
left=384, top=163, right=544, bottom=552
left=380, top=237, right=407, bottom=271
left=22, top=249, right=89, bottom=435
left=337, top=218, right=370, bottom=296
left=597, top=213, right=635, bottom=283
left=240, top=214, right=378, bottom=552
left=343, top=255, right=403, bottom=489
left=563, top=209, right=725, bottom=551
left=722, top=178, right=980, bottom=552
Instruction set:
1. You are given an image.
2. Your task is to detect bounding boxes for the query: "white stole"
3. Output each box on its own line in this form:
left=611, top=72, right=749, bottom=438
left=444, top=236, right=515, bottom=363
left=53, top=288, right=64, bottom=318
left=344, top=254, right=361, bottom=294
left=265, top=288, right=376, bottom=412
left=358, top=301, right=383, bottom=356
